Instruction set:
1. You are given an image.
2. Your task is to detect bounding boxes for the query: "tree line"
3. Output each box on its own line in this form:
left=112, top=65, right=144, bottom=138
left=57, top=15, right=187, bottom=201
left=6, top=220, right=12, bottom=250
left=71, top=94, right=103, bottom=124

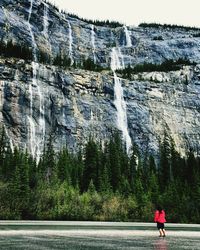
left=1, top=40, right=197, bottom=77
left=139, top=23, right=200, bottom=32
left=0, top=128, right=199, bottom=222
left=116, top=59, right=196, bottom=80
left=0, top=39, right=32, bottom=60
left=65, top=13, right=123, bottom=28
left=0, top=40, right=104, bottom=72
left=45, top=0, right=123, bottom=28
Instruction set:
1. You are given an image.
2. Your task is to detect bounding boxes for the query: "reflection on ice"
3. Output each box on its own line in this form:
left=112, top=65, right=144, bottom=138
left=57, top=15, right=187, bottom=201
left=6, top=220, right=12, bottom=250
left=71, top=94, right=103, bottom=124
left=154, top=239, right=168, bottom=250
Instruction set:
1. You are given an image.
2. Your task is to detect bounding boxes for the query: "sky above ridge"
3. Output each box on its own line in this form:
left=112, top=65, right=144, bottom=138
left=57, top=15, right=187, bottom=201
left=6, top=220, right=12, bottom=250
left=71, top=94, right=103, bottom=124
left=48, top=0, right=200, bottom=27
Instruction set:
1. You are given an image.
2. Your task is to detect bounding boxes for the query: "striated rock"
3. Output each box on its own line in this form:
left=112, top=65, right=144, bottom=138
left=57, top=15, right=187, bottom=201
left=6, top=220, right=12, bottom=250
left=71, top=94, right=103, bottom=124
left=0, top=58, right=200, bottom=158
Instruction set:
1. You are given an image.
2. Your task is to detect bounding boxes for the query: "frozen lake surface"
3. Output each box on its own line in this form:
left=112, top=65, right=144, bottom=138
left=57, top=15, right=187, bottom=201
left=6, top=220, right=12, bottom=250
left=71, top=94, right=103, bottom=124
left=0, top=221, right=199, bottom=249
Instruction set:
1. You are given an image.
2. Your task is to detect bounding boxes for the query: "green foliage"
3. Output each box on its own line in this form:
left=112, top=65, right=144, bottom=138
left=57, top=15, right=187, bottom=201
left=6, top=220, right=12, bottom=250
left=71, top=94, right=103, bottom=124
left=152, top=36, right=164, bottom=41
left=37, top=50, right=51, bottom=64
left=52, top=53, right=104, bottom=72
left=139, top=23, right=200, bottom=32
left=45, top=0, right=59, bottom=12
left=82, top=137, right=100, bottom=191
left=0, top=127, right=199, bottom=222
left=38, top=134, right=56, bottom=182
left=0, top=40, right=104, bottom=73
left=159, top=131, right=172, bottom=189
left=0, top=39, right=32, bottom=60
left=116, top=59, right=196, bottom=80
left=39, top=0, right=123, bottom=28
left=81, top=58, right=104, bottom=72
left=56, top=148, right=71, bottom=183
left=193, top=33, right=200, bottom=37
left=53, top=53, right=72, bottom=68
left=66, top=13, right=123, bottom=28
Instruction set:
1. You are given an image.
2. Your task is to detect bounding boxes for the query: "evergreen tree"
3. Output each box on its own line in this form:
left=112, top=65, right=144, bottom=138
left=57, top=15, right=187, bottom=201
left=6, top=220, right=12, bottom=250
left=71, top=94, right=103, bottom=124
left=186, top=150, right=198, bottom=184
left=57, top=148, right=71, bottom=183
left=159, top=131, right=171, bottom=190
left=97, top=145, right=111, bottom=193
left=170, top=138, right=182, bottom=182
left=70, top=152, right=84, bottom=188
left=82, top=137, right=100, bottom=191
left=9, top=151, right=30, bottom=218
left=0, top=128, right=199, bottom=222
left=108, top=133, right=122, bottom=191
left=0, top=127, right=10, bottom=181
left=143, top=155, right=159, bottom=203
left=129, top=145, right=139, bottom=192
left=38, top=133, right=55, bottom=183
left=27, top=153, right=37, bottom=189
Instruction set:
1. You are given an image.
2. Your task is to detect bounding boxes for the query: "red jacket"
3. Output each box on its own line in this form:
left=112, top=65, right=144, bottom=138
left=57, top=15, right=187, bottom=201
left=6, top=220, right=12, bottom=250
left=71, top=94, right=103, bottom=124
left=154, top=210, right=166, bottom=223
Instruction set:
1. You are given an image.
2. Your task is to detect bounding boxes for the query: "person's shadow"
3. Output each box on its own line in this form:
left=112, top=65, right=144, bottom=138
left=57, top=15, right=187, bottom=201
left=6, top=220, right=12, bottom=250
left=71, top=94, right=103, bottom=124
left=153, top=238, right=168, bottom=250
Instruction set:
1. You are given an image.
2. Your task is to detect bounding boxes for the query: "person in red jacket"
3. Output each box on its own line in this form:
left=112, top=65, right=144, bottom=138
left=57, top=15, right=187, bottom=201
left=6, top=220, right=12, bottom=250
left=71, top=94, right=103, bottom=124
left=154, top=206, right=166, bottom=237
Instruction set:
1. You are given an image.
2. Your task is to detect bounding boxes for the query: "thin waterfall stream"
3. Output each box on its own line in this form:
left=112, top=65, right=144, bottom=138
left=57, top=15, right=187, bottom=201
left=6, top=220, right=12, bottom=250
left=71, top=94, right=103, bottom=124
left=111, top=47, right=132, bottom=153
left=67, top=20, right=74, bottom=66
left=91, top=24, right=97, bottom=63
left=27, top=0, right=46, bottom=162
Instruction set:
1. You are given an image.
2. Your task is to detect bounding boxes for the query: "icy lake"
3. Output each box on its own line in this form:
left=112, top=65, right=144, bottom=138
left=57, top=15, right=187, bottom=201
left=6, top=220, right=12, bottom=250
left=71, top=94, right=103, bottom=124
left=0, top=221, right=199, bottom=249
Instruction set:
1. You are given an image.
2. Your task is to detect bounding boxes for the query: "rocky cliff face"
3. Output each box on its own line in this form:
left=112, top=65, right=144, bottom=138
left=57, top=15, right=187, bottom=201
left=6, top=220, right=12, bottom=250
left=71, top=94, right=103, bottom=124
left=1, top=0, right=200, bottom=161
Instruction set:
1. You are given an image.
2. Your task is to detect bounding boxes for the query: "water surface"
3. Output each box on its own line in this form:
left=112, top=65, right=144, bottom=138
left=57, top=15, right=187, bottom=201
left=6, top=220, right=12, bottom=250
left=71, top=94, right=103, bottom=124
left=0, top=221, right=199, bottom=249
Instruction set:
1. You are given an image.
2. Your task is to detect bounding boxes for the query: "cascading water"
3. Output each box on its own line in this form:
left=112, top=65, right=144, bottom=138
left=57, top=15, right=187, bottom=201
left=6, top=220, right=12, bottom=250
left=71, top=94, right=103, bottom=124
left=111, top=48, right=132, bottom=153
left=118, top=47, right=125, bottom=69
left=43, top=2, right=49, bottom=40
left=67, top=20, right=74, bottom=66
left=62, top=93, right=66, bottom=120
left=91, top=24, right=97, bottom=63
left=28, top=0, right=46, bottom=162
left=42, top=2, right=52, bottom=57
left=37, top=82, right=46, bottom=154
left=90, top=109, right=94, bottom=121
left=124, top=26, right=132, bottom=47
left=28, top=0, right=37, bottom=61
left=0, top=81, right=5, bottom=126
left=28, top=61, right=37, bottom=157
left=4, top=127, right=14, bottom=152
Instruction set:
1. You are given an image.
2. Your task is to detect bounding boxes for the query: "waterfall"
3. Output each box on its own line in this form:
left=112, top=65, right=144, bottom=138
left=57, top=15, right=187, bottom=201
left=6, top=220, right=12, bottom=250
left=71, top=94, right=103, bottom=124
left=91, top=24, right=97, bottom=63
left=111, top=48, right=132, bottom=153
left=28, top=0, right=46, bottom=162
left=27, top=115, right=36, bottom=156
left=111, top=47, right=125, bottom=71
left=43, top=2, right=49, bottom=40
left=1, top=82, right=14, bottom=151
left=67, top=20, right=74, bottom=66
left=28, top=0, right=37, bottom=61
left=62, top=93, right=66, bottom=120
left=124, top=26, right=132, bottom=47
left=37, top=82, right=46, bottom=153
left=27, top=62, right=37, bottom=158
left=90, top=109, right=94, bottom=121
left=4, top=127, right=14, bottom=152
left=0, top=81, right=5, bottom=124
left=118, top=47, right=125, bottom=69
left=42, top=2, right=52, bottom=55
left=28, top=0, right=33, bottom=23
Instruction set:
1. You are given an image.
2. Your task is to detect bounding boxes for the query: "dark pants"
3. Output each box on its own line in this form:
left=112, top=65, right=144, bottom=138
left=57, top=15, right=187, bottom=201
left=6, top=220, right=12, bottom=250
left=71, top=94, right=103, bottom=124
left=157, top=222, right=164, bottom=229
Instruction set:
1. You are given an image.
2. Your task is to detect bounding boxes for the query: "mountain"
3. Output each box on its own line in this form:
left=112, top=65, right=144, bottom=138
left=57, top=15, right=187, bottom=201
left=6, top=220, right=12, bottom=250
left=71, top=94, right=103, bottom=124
left=1, top=0, right=200, bottom=161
